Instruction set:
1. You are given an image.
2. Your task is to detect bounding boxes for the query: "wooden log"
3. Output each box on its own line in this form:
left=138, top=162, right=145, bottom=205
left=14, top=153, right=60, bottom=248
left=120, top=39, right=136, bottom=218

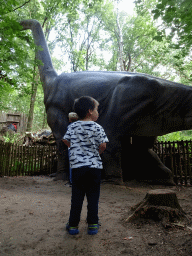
left=126, top=189, right=186, bottom=223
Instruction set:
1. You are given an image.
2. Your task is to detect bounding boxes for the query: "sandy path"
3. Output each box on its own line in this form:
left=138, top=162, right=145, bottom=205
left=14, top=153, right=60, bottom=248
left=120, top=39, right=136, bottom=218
left=0, top=176, right=192, bottom=256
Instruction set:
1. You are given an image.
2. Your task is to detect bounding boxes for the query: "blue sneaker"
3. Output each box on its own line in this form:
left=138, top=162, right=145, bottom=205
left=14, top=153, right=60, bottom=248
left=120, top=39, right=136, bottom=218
left=88, top=224, right=99, bottom=235
left=66, top=223, right=79, bottom=235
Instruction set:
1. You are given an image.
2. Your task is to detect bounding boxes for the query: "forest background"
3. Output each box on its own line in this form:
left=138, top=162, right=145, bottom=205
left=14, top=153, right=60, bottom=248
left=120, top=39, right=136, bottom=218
left=1, top=0, right=192, bottom=143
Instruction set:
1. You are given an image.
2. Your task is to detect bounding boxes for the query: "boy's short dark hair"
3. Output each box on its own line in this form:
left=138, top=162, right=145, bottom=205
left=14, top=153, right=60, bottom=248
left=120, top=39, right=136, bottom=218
left=73, top=96, right=98, bottom=120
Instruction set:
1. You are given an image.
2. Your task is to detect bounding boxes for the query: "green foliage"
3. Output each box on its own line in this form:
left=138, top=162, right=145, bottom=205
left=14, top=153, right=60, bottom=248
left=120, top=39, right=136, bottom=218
left=135, top=0, right=192, bottom=84
left=0, top=4, right=36, bottom=88
left=101, top=1, right=177, bottom=78
left=2, top=132, right=24, bottom=144
left=158, top=131, right=192, bottom=142
left=52, top=1, right=107, bottom=71
left=151, top=0, right=192, bottom=47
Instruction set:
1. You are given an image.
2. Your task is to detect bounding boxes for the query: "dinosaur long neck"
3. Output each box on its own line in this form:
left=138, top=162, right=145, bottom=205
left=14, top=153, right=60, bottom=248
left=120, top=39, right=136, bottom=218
left=20, top=19, right=57, bottom=91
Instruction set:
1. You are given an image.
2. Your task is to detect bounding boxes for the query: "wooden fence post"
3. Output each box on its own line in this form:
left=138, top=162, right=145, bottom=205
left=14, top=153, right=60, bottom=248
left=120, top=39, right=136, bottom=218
left=172, top=141, right=178, bottom=184
left=188, top=141, right=192, bottom=185
left=182, top=141, right=188, bottom=185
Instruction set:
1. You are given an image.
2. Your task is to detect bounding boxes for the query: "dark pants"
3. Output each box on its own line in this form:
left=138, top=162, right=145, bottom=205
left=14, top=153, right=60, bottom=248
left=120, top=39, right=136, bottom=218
left=69, top=167, right=101, bottom=227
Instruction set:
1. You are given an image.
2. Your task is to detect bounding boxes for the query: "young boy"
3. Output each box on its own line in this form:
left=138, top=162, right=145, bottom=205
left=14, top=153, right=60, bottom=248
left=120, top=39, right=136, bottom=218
left=68, top=112, right=78, bottom=185
left=63, top=96, right=109, bottom=235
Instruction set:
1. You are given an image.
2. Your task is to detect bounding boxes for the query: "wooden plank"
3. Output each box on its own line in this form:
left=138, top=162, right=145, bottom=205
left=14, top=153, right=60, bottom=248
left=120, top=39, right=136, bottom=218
left=36, top=145, right=40, bottom=172
left=172, top=141, right=178, bottom=185
left=29, top=146, right=33, bottom=176
left=50, top=145, right=55, bottom=174
left=0, top=112, right=6, bottom=123
left=2, top=142, right=6, bottom=176
left=169, top=141, right=174, bottom=176
left=188, top=141, right=192, bottom=185
left=9, top=143, right=14, bottom=177
left=13, top=144, right=16, bottom=176
left=45, top=146, right=48, bottom=172
left=164, top=141, right=168, bottom=167
left=12, top=144, right=17, bottom=176
left=4, top=121, right=20, bottom=123
left=44, top=146, right=47, bottom=172
left=5, top=143, right=11, bottom=176
left=7, top=113, right=21, bottom=116
left=26, top=146, right=29, bottom=175
left=162, top=141, right=165, bottom=164
left=40, top=146, right=44, bottom=171
left=17, top=144, right=21, bottom=176
left=29, top=146, right=33, bottom=175
left=185, top=141, right=191, bottom=185
left=20, top=145, right=23, bottom=176
left=34, top=145, right=37, bottom=173
left=48, top=145, right=51, bottom=173
left=178, top=141, right=183, bottom=184
left=0, top=142, right=4, bottom=175
left=19, top=113, right=27, bottom=133
left=32, top=146, right=35, bottom=175
left=158, top=142, right=161, bottom=159
left=22, top=146, right=26, bottom=176
left=182, top=141, right=188, bottom=185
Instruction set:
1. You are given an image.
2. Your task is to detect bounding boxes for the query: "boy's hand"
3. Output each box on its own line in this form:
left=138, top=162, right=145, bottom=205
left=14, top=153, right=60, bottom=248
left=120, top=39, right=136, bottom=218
left=62, top=139, right=70, bottom=148
left=99, top=142, right=106, bottom=154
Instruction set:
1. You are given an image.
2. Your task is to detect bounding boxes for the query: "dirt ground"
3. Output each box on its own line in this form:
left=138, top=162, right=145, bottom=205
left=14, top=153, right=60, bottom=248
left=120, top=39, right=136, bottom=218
left=0, top=176, right=192, bottom=256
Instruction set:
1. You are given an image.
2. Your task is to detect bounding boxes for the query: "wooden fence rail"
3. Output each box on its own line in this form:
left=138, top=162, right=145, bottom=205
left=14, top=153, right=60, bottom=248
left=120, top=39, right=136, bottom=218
left=0, top=142, right=57, bottom=177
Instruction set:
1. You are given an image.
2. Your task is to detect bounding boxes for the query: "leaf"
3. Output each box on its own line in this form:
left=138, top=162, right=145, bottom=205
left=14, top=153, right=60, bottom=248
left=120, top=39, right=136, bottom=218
left=153, top=35, right=163, bottom=42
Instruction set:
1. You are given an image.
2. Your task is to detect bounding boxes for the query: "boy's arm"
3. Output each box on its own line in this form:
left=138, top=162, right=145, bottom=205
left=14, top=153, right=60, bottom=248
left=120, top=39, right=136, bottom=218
left=62, top=139, right=70, bottom=148
left=99, top=142, right=106, bottom=154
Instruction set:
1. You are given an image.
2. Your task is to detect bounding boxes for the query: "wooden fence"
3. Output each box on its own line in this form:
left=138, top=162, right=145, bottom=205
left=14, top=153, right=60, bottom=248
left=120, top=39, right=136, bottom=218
left=1, top=140, right=192, bottom=185
left=0, top=142, right=57, bottom=177
left=153, top=140, right=192, bottom=185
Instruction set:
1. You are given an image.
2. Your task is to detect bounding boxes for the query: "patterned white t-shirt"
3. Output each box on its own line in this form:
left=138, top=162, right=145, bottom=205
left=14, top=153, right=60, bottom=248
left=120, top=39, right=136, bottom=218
left=63, top=121, right=109, bottom=169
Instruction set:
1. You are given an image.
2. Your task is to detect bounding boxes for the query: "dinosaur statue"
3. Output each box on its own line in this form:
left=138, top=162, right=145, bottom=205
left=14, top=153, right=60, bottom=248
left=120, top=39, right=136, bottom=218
left=19, top=19, right=192, bottom=185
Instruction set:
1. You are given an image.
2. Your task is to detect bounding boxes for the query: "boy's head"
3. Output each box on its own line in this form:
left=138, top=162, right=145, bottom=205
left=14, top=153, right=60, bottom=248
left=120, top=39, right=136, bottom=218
left=73, top=96, right=99, bottom=120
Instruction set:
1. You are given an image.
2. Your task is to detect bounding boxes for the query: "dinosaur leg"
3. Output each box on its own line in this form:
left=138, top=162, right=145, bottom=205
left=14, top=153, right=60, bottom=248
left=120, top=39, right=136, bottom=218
left=102, top=137, right=124, bottom=185
left=53, top=139, right=69, bottom=181
left=121, top=136, right=175, bottom=185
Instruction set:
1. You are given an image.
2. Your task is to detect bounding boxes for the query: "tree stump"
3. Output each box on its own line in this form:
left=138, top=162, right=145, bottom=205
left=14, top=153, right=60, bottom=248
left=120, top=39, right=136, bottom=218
left=126, top=189, right=187, bottom=223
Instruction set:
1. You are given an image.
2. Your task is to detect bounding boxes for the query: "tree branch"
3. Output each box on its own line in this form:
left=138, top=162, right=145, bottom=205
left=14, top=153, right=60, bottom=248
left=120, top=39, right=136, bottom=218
left=12, top=0, right=31, bottom=12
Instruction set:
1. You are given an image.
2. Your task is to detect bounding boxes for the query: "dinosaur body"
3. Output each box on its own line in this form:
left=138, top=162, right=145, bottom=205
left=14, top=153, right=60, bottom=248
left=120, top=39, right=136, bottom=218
left=19, top=20, right=192, bottom=184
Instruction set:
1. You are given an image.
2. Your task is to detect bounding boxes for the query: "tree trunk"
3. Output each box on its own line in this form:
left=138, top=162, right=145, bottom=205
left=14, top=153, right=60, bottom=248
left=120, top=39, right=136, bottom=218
left=42, top=107, right=47, bottom=129
left=126, top=189, right=186, bottom=223
left=26, top=65, right=39, bottom=132
left=127, top=53, right=132, bottom=71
